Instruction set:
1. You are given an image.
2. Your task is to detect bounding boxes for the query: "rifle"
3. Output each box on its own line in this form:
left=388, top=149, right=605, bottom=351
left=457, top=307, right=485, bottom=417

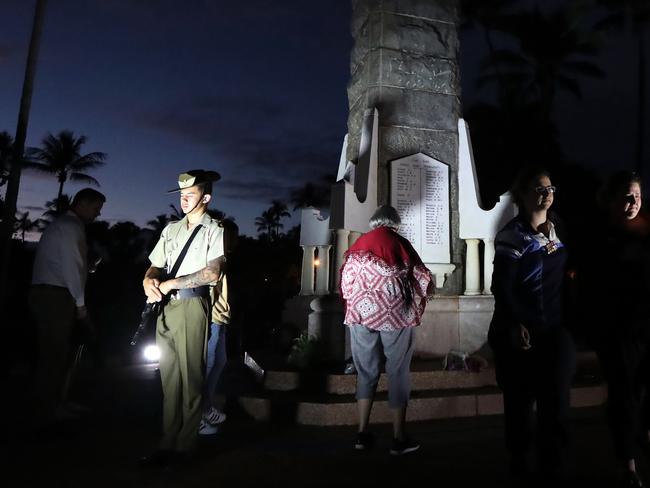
left=130, top=223, right=204, bottom=346
left=130, top=301, right=161, bottom=346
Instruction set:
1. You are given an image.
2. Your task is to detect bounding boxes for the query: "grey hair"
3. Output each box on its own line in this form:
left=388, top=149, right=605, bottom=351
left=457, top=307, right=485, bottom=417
left=369, top=205, right=401, bottom=229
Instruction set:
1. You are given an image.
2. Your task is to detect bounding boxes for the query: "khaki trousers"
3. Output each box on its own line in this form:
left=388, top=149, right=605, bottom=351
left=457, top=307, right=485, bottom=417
left=28, top=285, right=76, bottom=418
left=156, top=297, right=209, bottom=452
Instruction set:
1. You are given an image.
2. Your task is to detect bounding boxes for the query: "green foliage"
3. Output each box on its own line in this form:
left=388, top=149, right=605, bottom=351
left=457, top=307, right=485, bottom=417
left=287, top=332, right=323, bottom=370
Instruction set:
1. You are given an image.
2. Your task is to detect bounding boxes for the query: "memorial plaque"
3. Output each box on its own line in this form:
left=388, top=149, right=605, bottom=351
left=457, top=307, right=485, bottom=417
left=390, top=153, right=450, bottom=263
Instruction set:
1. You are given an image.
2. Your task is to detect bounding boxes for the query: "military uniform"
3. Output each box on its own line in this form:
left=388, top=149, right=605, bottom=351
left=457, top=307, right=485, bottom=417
left=148, top=211, right=224, bottom=452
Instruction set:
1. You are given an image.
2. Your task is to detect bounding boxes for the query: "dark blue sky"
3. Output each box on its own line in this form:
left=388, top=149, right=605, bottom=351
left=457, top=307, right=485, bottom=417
left=0, top=0, right=645, bottom=235
left=1, top=0, right=352, bottom=235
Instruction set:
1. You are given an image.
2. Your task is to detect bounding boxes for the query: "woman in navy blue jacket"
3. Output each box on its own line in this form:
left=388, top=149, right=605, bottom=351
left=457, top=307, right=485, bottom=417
left=488, top=167, right=575, bottom=480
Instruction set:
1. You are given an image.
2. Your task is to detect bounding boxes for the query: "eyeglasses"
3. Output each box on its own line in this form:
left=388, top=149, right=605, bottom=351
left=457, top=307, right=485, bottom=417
left=534, top=185, right=556, bottom=195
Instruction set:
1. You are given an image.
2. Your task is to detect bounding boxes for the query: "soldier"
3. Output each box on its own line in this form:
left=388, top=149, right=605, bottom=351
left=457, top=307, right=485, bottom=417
left=140, top=170, right=224, bottom=467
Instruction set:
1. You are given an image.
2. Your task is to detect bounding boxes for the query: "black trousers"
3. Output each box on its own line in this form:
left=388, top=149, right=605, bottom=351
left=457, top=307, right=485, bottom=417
left=598, top=332, right=650, bottom=462
left=491, top=327, right=576, bottom=472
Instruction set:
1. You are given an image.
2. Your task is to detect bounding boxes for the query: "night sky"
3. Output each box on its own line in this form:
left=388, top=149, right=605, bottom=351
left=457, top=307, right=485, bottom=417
left=0, top=0, right=645, bottom=236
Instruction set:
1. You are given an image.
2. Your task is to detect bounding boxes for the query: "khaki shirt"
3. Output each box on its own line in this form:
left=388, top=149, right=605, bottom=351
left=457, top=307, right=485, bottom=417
left=211, top=275, right=230, bottom=324
left=149, top=213, right=224, bottom=278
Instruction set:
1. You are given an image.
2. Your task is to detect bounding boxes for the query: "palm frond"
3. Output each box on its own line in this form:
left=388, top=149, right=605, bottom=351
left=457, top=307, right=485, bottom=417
left=69, top=173, right=101, bottom=186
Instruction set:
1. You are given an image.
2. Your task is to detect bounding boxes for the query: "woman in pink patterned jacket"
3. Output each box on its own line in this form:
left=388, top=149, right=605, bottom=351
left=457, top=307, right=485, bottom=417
left=340, top=205, right=433, bottom=456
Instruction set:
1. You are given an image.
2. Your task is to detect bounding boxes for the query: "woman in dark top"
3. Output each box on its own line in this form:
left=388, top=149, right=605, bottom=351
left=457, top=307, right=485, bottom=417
left=596, top=171, right=650, bottom=488
left=488, top=167, right=575, bottom=480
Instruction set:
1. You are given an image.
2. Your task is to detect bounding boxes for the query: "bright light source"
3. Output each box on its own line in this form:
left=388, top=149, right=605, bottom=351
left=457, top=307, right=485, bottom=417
left=314, top=258, right=320, bottom=267
left=143, top=345, right=161, bottom=362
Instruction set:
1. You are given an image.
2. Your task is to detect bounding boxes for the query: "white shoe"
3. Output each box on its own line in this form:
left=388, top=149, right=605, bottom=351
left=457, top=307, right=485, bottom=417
left=202, top=406, right=226, bottom=425
left=199, top=420, right=219, bottom=436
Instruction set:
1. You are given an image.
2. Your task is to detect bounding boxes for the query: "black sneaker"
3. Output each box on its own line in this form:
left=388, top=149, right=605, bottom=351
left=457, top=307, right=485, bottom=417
left=389, top=437, right=420, bottom=456
left=354, top=431, right=375, bottom=450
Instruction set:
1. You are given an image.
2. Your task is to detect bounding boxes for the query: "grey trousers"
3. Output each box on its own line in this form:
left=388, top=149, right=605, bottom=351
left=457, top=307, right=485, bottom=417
left=349, top=325, right=415, bottom=408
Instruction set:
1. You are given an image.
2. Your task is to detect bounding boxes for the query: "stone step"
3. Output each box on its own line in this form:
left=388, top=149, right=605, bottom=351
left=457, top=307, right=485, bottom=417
left=263, top=367, right=497, bottom=394
left=237, top=349, right=604, bottom=426
left=249, top=350, right=600, bottom=395
left=237, top=380, right=607, bottom=426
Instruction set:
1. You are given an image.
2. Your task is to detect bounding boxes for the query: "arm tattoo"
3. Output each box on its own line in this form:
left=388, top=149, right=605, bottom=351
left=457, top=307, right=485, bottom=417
left=174, top=256, right=225, bottom=289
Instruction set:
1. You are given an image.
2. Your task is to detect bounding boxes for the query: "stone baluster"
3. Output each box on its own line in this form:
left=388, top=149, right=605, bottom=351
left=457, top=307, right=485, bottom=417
left=482, top=238, right=495, bottom=295
left=348, top=231, right=362, bottom=248
left=315, top=245, right=332, bottom=295
left=299, top=245, right=316, bottom=295
left=333, top=229, right=350, bottom=293
left=464, top=239, right=481, bottom=296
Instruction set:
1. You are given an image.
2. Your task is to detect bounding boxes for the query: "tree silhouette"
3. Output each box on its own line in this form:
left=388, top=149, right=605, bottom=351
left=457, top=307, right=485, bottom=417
left=290, top=182, right=330, bottom=210
left=168, top=203, right=182, bottom=221
left=207, top=208, right=236, bottom=223
left=146, top=214, right=169, bottom=233
left=255, top=209, right=275, bottom=239
left=41, top=194, right=72, bottom=222
left=25, top=130, right=106, bottom=210
left=479, top=5, right=604, bottom=116
left=268, top=200, right=291, bottom=238
left=594, top=0, right=650, bottom=175
left=13, top=211, right=42, bottom=242
left=460, top=0, right=517, bottom=103
left=0, top=131, right=13, bottom=188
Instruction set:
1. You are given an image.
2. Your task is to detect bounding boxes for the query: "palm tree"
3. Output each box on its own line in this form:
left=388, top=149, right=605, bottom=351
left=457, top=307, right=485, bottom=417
left=26, top=130, right=106, bottom=211
left=255, top=209, right=275, bottom=238
left=13, top=211, right=42, bottom=242
left=147, top=214, right=170, bottom=234
left=594, top=0, right=650, bottom=174
left=0, top=0, right=48, bottom=309
left=146, top=213, right=170, bottom=246
left=479, top=6, right=605, bottom=117
left=460, top=0, right=517, bottom=103
left=290, top=182, right=330, bottom=210
left=41, top=194, right=71, bottom=222
left=207, top=208, right=236, bottom=223
left=169, top=204, right=182, bottom=221
left=268, top=200, right=291, bottom=238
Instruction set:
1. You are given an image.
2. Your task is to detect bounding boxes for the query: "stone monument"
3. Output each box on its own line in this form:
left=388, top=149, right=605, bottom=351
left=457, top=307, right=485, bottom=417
left=340, top=0, right=463, bottom=292
left=291, top=0, right=517, bottom=362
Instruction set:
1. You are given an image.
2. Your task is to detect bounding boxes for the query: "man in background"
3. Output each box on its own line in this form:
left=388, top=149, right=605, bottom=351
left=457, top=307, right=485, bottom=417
left=29, top=187, right=105, bottom=426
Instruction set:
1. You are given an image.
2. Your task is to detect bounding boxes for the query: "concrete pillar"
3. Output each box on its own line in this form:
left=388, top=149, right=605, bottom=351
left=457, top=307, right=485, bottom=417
left=308, top=295, right=346, bottom=363
left=348, top=231, right=362, bottom=248
left=348, top=0, right=462, bottom=294
left=482, top=238, right=495, bottom=295
left=333, top=229, right=350, bottom=293
left=464, top=239, right=481, bottom=296
left=315, top=245, right=332, bottom=295
left=299, top=245, right=316, bottom=295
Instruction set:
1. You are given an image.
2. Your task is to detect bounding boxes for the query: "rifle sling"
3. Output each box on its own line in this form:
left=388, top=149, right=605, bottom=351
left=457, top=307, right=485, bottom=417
left=168, top=223, right=203, bottom=279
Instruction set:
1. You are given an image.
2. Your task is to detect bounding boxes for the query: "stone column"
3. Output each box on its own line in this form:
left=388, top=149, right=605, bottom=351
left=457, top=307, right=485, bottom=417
left=482, top=238, right=495, bottom=295
left=315, top=245, right=332, bottom=295
left=348, top=231, right=362, bottom=248
left=333, top=229, right=350, bottom=293
left=299, top=245, right=316, bottom=295
left=348, top=0, right=462, bottom=293
left=464, top=239, right=481, bottom=296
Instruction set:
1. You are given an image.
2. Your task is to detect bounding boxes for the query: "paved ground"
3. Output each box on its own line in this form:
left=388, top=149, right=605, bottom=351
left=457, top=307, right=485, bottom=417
left=1, top=360, right=643, bottom=488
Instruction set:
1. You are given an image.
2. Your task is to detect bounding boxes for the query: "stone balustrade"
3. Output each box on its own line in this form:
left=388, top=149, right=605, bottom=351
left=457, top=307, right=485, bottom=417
left=462, top=238, right=495, bottom=296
